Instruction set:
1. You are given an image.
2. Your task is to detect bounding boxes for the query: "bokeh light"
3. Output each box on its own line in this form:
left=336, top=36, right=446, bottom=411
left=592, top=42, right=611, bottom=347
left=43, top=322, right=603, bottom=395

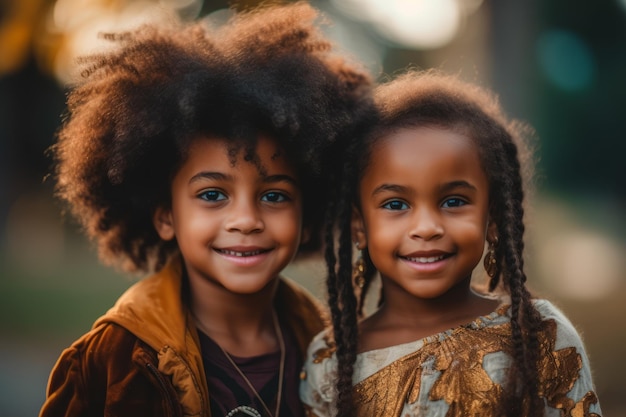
left=539, top=230, right=622, bottom=300
left=0, top=0, right=46, bottom=74
left=330, top=0, right=484, bottom=50
left=47, top=0, right=203, bottom=83
left=536, top=29, right=595, bottom=92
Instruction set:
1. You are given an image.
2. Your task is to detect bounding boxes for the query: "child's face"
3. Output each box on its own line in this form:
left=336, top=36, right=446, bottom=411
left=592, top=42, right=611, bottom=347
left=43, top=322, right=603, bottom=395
left=155, top=134, right=303, bottom=295
left=353, top=126, right=490, bottom=300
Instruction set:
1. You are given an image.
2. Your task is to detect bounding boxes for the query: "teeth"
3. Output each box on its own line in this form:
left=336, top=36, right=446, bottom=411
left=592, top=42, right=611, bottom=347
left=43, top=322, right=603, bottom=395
left=222, top=250, right=262, bottom=257
left=407, top=255, right=445, bottom=263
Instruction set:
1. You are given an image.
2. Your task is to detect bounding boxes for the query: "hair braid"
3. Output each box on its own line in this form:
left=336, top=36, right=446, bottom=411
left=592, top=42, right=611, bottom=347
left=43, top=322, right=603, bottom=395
left=336, top=165, right=360, bottom=417
left=323, top=143, right=360, bottom=416
left=324, top=184, right=340, bottom=342
left=336, top=225, right=358, bottom=417
left=495, top=139, right=543, bottom=415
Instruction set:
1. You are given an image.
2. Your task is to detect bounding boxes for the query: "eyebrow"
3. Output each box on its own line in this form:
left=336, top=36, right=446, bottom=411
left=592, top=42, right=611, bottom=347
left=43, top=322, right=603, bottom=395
left=263, top=174, right=299, bottom=187
left=440, top=180, right=477, bottom=192
left=371, top=180, right=477, bottom=196
left=371, top=184, right=410, bottom=196
left=188, top=171, right=298, bottom=186
left=189, top=172, right=230, bottom=184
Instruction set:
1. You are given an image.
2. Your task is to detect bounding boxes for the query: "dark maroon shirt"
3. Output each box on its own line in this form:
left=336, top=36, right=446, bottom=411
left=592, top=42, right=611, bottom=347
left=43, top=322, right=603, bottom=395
left=198, top=321, right=304, bottom=417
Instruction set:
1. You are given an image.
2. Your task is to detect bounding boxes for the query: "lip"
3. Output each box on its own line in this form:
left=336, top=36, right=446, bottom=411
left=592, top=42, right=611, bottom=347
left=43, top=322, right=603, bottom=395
left=399, top=250, right=451, bottom=273
left=214, top=246, right=272, bottom=266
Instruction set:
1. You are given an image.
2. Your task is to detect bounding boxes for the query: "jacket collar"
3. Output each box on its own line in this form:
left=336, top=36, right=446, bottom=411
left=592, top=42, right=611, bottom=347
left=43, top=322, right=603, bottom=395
left=94, top=256, right=190, bottom=353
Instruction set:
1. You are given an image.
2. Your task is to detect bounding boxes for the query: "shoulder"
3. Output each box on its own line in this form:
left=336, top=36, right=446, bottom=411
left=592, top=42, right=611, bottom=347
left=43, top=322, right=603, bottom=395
left=55, top=322, right=152, bottom=375
left=533, top=298, right=571, bottom=323
left=41, top=323, right=157, bottom=416
left=302, top=328, right=337, bottom=382
left=305, top=329, right=336, bottom=362
left=532, top=300, right=603, bottom=415
left=532, top=299, right=588, bottom=349
left=300, top=328, right=337, bottom=415
left=47, top=321, right=159, bottom=393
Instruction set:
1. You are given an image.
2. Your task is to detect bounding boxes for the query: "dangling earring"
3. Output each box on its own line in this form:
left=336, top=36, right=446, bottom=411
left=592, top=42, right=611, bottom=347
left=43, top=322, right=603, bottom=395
left=353, top=243, right=366, bottom=289
left=484, top=237, right=499, bottom=278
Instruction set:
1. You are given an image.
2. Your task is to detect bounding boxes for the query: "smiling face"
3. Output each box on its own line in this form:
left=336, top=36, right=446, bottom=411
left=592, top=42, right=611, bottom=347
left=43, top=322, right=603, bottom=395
left=154, top=134, right=303, bottom=295
left=353, top=125, right=491, bottom=301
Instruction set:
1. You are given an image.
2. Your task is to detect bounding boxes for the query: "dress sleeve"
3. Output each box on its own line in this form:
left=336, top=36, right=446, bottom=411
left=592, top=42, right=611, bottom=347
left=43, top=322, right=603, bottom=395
left=535, top=300, right=603, bottom=416
left=299, top=330, right=338, bottom=417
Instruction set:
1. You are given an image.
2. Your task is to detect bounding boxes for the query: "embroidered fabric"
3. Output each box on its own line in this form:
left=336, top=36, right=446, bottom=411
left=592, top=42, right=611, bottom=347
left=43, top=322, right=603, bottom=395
left=300, top=299, right=602, bottom=417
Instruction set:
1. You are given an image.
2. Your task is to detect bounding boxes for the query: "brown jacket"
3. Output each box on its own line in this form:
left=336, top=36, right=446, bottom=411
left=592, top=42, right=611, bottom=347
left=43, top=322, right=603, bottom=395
left=39, top=258, right=327, bottom=417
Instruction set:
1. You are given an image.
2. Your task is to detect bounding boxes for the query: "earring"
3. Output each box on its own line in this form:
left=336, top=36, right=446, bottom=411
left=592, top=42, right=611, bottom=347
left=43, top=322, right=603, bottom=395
left=353, top=253, right=366, bottom=289
left=484, top=237, right=499, bottom=278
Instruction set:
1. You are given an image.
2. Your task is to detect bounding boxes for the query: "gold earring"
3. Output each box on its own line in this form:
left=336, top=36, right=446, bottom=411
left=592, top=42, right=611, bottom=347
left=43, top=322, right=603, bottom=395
left=484, top=237, right=499, bottom=278
left=353, top=253, right=366, bottom=288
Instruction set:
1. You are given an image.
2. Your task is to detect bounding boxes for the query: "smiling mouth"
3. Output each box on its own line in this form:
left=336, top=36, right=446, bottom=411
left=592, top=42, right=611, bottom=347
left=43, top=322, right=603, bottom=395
left=402, top=254, right=448, bottom=263
left=216, top=249, right=269, bottom=257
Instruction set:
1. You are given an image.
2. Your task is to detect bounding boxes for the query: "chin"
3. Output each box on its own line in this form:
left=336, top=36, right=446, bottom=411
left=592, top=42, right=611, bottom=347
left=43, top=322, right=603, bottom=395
left=224, top=280, right=276, bottom=296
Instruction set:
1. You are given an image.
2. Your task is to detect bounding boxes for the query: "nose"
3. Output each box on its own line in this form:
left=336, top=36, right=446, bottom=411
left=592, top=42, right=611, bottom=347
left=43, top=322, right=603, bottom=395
left=224, top=199, right=264, bottom=234
left=409, top=205, right=444, bottom=241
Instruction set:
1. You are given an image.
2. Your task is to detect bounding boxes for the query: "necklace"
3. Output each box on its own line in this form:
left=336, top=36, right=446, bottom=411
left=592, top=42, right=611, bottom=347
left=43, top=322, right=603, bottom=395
left=194, top=310, right=285, bottom=417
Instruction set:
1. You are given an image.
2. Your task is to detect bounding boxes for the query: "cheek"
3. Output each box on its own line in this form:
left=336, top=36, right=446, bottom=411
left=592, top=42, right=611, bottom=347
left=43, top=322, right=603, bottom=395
left=270, top=209, right=302, bottom=241
left=171, top=201, right=214, bottom=238
left=457, top=219, right=488, bottom=253
left=363, top=215, right=399, bottom=248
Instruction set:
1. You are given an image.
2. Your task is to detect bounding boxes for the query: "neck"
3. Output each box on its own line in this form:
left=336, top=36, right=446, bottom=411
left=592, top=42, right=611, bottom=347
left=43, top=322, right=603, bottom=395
left=188, top=274, right=280, bottom=356
left=378, top=275, right=494, bottom=327
left=357, top=275, right=500, bottom=353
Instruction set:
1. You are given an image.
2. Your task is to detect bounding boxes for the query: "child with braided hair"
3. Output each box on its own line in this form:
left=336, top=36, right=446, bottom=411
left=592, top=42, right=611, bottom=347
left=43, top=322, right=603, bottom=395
left=300, top=70, right=602, bottom=417
left=39, top=3, right=374, bottom=417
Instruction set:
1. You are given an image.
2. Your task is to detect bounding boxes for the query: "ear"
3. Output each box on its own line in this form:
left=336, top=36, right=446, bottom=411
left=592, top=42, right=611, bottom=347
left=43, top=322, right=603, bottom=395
left=351, top=206, right=367, bottom=250
left=153, top=206, right=175, bottom=241
left=486, top=219, right=498, bottom=244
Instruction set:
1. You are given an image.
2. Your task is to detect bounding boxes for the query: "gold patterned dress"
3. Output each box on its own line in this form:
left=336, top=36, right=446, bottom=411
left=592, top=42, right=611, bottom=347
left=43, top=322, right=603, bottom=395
left=299, top=300, right=601, bottom=417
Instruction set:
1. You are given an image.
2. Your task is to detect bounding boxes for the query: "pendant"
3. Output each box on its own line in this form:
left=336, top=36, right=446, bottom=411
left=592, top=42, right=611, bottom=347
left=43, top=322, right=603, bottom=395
left=225, top=405, right=264, bottom=417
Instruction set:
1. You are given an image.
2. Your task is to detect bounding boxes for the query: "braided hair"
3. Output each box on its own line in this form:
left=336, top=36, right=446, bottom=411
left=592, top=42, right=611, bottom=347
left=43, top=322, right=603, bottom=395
left=324, top=69, right=543, bottom=416
left=52, top=2, right=374, bottom=273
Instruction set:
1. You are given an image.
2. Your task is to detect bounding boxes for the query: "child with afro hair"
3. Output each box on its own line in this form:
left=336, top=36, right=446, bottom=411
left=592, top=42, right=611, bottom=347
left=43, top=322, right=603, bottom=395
left=39, top=3, right=374, bottom=417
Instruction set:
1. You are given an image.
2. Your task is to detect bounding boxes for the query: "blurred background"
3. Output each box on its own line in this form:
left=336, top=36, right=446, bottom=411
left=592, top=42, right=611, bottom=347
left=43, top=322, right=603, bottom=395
left=0, top=0, right=624, bottom=415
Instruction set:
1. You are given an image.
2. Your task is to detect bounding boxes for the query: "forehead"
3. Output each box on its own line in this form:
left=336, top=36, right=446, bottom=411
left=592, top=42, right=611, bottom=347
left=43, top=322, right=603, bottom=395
left=363, top=126, right=487, bottom=189
left=181, top=134, right=295, bottom=175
